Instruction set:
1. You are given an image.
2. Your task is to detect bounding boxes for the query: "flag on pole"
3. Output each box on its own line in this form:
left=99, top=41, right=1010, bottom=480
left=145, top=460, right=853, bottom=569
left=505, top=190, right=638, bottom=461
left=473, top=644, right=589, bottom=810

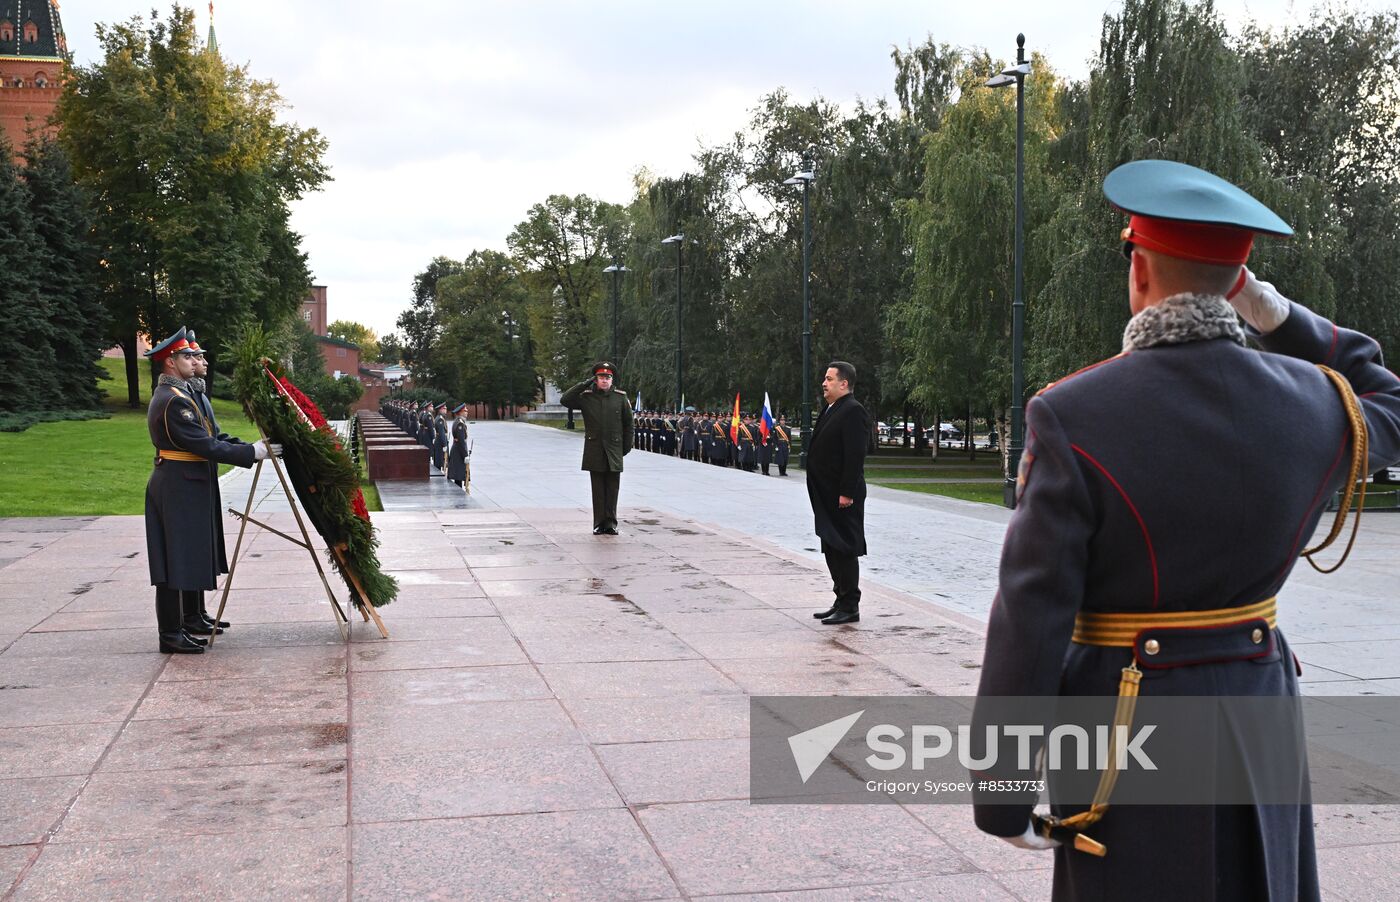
left=730, top=393, right=741, bottom=443
left=634, top=391, right=642, bottom=413
left=759, top=392, right=775, bottom=442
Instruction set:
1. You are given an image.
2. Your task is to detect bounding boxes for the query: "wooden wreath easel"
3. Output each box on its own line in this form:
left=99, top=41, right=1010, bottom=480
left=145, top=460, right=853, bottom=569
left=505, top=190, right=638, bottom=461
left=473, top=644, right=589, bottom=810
left=207, top=372, right=390, bottom=646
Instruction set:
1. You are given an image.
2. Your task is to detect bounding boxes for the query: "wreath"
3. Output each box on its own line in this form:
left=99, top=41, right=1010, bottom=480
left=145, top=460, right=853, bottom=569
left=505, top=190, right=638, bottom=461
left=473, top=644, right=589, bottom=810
left=233, top=326, right=398, bottom=609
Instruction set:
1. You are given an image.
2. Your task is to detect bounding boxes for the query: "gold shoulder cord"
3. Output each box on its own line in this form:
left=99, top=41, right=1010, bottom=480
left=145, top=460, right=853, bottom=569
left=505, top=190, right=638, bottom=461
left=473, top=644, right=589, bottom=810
left=1302, top=365, right=1369, bottom=573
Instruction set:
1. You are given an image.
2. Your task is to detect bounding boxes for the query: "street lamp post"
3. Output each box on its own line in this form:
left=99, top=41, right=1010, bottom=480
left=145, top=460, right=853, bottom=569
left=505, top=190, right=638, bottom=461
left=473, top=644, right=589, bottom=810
left=784, top=154, right=816, bottom=468
left=985, top=34, right=1031, bottom=509
left=504, top=309, right=517, bottom=420
left=603, top=256, right=628, bottom=360
left=661, top=234, right=684, bottom=411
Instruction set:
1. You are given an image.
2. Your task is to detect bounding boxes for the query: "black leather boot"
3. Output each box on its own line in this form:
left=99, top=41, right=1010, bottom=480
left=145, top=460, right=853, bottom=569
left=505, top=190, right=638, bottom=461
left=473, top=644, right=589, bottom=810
left=157, top=588, right=203, bottom=654
left=812, top=606, right=839, bottom=620
left=197, top=590, right=231, bottom=629
left=182, top=590, right=225, bottom=633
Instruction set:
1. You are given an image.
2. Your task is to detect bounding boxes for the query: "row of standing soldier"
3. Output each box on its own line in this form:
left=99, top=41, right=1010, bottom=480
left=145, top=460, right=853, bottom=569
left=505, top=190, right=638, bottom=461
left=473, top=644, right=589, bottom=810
left=633, top=410, right=794, bottom=476
left=381, top=398, right=471, bottom=489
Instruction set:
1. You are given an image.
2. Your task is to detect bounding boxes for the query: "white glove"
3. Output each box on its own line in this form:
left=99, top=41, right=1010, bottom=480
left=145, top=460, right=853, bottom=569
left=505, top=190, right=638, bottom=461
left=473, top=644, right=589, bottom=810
left=253, top=441, right=284, bottom=461
left=1229, top=269, right=1292, bottom=335
left=1001, top=820, right=1060, bottom=851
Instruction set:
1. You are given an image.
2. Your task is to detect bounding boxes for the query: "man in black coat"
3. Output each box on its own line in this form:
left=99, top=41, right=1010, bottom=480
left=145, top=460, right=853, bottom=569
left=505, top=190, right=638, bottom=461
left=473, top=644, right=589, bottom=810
left=144, top=328, right=276, bottom=654
left=560, top=362, right=635, bottom=535
left=805, top=361, right=869, bottom=625
left=971, top=161, right=1400, bottom=900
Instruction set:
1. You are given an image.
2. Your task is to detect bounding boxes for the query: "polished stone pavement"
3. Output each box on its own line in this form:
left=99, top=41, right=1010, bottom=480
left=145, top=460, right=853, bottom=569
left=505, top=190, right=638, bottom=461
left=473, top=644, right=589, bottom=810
left=1, top=421, right=1397, bottom=899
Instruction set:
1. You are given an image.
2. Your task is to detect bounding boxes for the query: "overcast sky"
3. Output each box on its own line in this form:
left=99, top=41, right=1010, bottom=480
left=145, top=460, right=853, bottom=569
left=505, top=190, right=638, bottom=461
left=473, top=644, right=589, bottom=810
left=68, top=1, right=1379, bottom=335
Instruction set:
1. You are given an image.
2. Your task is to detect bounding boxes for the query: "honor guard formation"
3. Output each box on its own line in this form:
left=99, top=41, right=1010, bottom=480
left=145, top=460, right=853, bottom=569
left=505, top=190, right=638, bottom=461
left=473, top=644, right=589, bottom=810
left=380, top=397, right=473, bottom=490
left=632, top=407, right=794, bottom=476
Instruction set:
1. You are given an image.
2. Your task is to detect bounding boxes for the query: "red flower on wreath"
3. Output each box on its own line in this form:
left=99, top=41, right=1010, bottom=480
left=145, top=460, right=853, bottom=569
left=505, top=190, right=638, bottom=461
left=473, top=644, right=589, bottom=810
left=351, top=488, right=371, bottom=522
left=279, top=376, right=331, bottom=432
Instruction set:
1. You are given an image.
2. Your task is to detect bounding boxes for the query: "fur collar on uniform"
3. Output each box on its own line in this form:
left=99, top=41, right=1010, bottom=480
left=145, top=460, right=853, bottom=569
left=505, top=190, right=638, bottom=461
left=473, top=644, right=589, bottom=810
left=187, top=377, right=206, bottom=393
left=158, top=374, right=191, bottom=391
left=1122, top=291, right=1245, bottom=353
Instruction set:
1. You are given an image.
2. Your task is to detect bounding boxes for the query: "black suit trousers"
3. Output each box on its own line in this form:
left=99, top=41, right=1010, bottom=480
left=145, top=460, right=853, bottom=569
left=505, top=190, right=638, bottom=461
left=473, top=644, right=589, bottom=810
left=589, top=471, right=621, bottom=530
left=824, top=550, right=861, bottom=612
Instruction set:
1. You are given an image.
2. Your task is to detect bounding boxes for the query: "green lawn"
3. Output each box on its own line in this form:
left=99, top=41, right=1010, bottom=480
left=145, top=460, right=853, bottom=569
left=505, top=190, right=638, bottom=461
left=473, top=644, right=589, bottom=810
left=877, top=482, right=1008, bottom=505
left=0, top=358, right=261, bottom=517
left=865, top=466, right=1002, bottom=480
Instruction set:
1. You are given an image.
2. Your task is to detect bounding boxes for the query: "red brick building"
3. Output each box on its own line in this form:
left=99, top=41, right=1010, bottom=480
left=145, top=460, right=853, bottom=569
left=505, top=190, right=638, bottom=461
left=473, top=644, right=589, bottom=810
left=0, top=1, right=66, bottom=151
left=301, top=285, right=329, bottom=336
left=317, top=334, right=360, bottom=380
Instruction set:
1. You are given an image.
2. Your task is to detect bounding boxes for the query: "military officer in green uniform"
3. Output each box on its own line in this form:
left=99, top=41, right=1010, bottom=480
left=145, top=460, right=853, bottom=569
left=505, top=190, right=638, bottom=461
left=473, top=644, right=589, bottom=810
left=145, top=328, right=278, bottom=653
left=561, top=362, right=635, bottom=535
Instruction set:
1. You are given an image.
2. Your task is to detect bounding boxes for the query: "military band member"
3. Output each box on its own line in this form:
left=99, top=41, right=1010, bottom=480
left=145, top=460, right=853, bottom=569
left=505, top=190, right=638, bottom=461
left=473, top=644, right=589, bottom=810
left=772, top=415, right=792, bottom=476
left=144, top=328, right=278, bottom=654
left=447, top=403, right=470, bottom=490
left=970, top=161, right=1400, bottom=900
left=561, top=362, right=635, bottom=535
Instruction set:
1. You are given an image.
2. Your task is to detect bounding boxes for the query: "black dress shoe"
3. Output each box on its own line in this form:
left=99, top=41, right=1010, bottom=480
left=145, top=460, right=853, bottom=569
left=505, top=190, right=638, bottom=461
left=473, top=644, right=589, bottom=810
left=182, top=619, right=222, bottom=636
left=159, top=632, right=205, bottom=654
left=821, top=610, right=860, bottom=625
left=812, top=607, right=838, bottom=620
left=182, top=632, right=209, bottom=647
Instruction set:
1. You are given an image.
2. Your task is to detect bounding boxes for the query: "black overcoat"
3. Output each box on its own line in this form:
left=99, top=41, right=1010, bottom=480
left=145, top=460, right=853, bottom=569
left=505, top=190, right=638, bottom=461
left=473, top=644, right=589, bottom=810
left=145, top=379, right=258, bottom=591
left=972, top=301, right=1400, bottom=902
left=561, top=380, right=635, bottom=472
left=447, top=418, right=469, bottom=483
left=804, top=394, right=869, bottom=556
left=773, top=424, right=792, bottom=467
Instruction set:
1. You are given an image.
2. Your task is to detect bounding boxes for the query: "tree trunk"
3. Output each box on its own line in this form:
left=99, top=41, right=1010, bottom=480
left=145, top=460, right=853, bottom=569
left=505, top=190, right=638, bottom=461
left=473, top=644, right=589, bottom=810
left=120, top=333, right=141, bottom=409
left=967, top=397, right=975, bottom=461
left=902, top=403, right=910, bottom=450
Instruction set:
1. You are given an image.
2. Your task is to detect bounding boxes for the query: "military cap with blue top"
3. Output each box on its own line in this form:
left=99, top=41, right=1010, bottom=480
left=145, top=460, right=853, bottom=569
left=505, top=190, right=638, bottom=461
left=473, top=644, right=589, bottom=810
left=144, top=326, right=190, bottom=364
left=1104, top=160, right=1292, bottom=267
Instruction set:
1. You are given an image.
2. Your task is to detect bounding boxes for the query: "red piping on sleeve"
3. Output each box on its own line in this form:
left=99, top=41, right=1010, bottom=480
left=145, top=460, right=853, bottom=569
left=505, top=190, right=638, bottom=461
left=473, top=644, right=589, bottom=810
left=1274, top=428, right=1349, bottom=586
left=1325, top=324, right=1338, bottom=365
left=1071, top=444, right=1160, bottom=609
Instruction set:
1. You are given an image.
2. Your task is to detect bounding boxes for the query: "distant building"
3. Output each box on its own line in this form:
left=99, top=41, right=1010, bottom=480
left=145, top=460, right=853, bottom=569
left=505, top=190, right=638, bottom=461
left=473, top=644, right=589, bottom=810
left=301, top=285, right=328, bottom=336
left=317, top=334, right=360, bottom=381
left=0, top=0, right=67, bottom=151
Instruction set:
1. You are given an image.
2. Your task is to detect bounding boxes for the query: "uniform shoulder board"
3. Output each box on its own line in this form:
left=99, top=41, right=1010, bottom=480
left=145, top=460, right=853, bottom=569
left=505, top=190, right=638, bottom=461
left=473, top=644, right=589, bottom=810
left=1037, top=352, right=1128, bottom=397
left=614, top=389, right=627, bottom=395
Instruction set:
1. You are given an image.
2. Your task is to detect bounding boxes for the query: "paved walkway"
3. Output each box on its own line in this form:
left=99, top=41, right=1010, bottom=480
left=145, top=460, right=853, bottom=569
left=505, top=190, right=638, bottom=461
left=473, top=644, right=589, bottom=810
left=0, top=421, right=1396, bottom=899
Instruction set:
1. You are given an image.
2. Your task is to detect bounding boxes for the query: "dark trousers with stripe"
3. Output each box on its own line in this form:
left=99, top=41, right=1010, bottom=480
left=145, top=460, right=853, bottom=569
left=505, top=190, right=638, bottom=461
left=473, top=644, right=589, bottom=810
left=590, top=471, right=621, bottom=531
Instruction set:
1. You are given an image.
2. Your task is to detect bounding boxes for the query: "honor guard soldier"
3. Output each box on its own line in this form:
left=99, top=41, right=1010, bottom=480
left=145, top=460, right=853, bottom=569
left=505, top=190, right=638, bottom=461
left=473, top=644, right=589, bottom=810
left=182, top=331, right=241, bottom=635
left=736, top=415, right=757, bottom=471
left=561, top=362, right=634, bottom=534
left=772, top=415, right=792, bottom=476
left=144, top=328, right=279, bottom=653
left=418, top=403, right=434, bottom=448
left=431, top=402, right=449, bottom=472
left=447, top=402, right=470, bottom=489
left=710, top=415, right=730, bottom=466
left=697, top=413, right=714, bottom=462
left=971, top=161, right=1400, bottom=900
left=680, top=411, right=699, bottom=460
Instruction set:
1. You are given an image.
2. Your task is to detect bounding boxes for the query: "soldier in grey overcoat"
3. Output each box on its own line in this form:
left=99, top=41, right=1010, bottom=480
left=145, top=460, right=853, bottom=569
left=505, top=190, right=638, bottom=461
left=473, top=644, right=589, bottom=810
left=144, top=328, right=276, bottom=654
left=182, top=331, right=241, bottom=635
left=971, top=161, right=1400, bottom=901
left=446, top=403, right=470, bottom=489
left=431, top=403, right=449, bottom=471
left=560, top=362, right=634, bottom=535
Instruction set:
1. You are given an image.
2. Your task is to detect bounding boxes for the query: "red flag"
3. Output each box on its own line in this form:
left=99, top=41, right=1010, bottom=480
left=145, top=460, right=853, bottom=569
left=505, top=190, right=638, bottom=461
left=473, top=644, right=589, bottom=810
left=730, top=393, right=741, bottom=444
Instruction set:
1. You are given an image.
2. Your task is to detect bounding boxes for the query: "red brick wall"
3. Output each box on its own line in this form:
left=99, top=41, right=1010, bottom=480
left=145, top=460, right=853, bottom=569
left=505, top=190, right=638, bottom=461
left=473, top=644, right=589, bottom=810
left=0, top=59, right=62, bottom=152
left=301, top=286, right=328, bottom=336
left=319, top=338, right=360, bottom=380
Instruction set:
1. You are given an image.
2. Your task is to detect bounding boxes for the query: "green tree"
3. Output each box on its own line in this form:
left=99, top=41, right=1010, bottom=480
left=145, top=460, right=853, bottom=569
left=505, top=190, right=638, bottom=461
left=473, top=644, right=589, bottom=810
left=507, top=194, right=625, bottom=393
left=57, top=5, right=329, bottom=407
left=22, top=135, right=105, bottom=409
left=435, top=250, right=537, bottom=411
left=398, top=256, right=463, bottom=383
left=328, top=320, right=379, bottom=361
left=0, top=135, right=58, bottom=414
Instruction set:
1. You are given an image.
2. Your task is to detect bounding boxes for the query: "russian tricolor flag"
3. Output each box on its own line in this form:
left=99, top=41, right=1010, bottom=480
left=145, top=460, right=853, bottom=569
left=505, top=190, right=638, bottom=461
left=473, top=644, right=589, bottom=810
left=759, top=392, right=775, bottom=442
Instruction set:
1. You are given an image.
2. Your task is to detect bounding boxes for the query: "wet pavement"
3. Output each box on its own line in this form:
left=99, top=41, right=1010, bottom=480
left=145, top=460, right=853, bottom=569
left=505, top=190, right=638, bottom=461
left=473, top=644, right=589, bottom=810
left=0, top=420, right=1397, bottom=899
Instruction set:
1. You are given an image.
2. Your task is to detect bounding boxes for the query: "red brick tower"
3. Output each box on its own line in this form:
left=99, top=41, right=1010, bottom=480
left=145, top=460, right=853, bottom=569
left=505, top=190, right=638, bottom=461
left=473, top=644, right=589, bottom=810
left=0, top=0, right=65, bottom=150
